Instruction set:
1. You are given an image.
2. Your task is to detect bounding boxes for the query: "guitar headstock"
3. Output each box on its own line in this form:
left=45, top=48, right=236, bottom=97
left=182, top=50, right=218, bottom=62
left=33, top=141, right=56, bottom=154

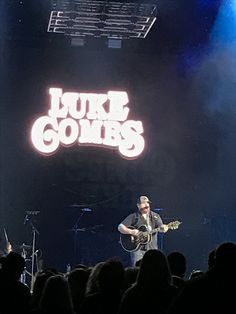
left=168, top=220, right=182, bottom=230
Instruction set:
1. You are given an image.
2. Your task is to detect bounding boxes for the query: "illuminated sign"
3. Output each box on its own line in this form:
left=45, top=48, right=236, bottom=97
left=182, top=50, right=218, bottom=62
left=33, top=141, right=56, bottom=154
left=31, top=88, right=145, bottom=159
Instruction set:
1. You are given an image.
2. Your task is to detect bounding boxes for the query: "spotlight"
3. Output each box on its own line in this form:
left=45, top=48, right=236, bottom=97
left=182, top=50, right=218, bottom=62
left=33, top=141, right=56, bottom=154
left=107, top=38, right=122, bottom=49
left=71, top=37, right=85, bottom=47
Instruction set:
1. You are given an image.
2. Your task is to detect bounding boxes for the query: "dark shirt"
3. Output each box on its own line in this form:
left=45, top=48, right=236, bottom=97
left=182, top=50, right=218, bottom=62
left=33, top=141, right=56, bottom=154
left=120, top=211, right=164, bottom=250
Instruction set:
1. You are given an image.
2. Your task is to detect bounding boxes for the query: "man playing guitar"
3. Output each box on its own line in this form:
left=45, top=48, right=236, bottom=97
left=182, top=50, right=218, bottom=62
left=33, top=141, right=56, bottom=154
left=118, top=195, right=169, bottom=266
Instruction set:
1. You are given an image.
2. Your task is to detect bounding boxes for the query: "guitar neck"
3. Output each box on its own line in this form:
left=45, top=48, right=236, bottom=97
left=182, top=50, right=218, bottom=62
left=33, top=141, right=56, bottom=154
left=151, top=221, right=176, bottom=234
left=151, top=227, right=162, bottom=234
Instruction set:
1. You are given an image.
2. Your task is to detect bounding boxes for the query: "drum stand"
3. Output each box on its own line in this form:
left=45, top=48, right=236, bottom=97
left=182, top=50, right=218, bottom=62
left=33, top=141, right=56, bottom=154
left=29, top=220, right=40, bottom=292
left=21, top=247, right=41, bottom=285
left=20, top=246, right=27, bottom=285
left=22, top=215, right=40, bottom=292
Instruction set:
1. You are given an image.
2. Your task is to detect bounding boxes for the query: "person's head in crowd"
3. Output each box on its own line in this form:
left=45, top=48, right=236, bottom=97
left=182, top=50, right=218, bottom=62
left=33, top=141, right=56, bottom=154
left=0, top=251, right=25, bottom=280
left=167, top=251, right=186, bottom=278
left=214, top=242, right=236, bottom=269
left=208, top=248, right=216, bottom=270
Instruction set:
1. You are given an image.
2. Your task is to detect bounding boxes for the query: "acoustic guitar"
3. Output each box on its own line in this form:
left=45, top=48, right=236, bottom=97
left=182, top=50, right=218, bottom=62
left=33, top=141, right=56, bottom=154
left=119, top=220, right=181, bottom=252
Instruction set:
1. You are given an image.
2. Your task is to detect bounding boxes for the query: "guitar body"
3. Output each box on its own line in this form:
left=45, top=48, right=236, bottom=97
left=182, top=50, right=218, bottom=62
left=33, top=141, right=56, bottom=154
left=119, top=225, right=151, bottom=252
left=119, top=220, right=181, bottom=252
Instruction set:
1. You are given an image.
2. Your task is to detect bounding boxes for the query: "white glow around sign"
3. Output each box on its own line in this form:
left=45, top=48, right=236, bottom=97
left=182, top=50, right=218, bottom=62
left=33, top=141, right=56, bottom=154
left=31, top=88, right=145, bottom=159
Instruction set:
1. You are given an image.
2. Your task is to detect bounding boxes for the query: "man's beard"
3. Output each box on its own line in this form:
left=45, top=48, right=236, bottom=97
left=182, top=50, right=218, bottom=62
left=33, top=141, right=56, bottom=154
left=140, top=206, right=150, bottom=213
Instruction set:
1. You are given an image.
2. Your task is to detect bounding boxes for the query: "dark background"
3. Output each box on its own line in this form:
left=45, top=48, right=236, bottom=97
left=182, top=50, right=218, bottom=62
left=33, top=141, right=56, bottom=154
left=1, top=0, right=236, bottom=276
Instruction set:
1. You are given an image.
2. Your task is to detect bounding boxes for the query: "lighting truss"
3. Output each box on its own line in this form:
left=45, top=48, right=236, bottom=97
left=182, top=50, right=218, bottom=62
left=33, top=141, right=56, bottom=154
left=48, top=0, right=157, bottom=39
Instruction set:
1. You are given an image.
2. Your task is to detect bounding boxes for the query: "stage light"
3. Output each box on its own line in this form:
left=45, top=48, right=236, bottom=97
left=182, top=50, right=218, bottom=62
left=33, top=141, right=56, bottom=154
left=48, top=0, right=157, bottom=39
left=107, top=39, right=122, bottom=49
left=71, top=37, right=85, bottom=47
left=210, top=0, right=236, bottom=47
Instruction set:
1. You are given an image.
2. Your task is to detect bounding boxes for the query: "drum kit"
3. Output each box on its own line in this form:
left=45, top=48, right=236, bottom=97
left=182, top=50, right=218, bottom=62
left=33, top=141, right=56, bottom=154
left=15, top=241, right=40, bottom=291
left=70, top=205, right=105, bottom=265
left=19, top=243, right=33, bottom=286
left=3, top=211, right=41, bottom=292
left=4, top=206, right=104, bottom=287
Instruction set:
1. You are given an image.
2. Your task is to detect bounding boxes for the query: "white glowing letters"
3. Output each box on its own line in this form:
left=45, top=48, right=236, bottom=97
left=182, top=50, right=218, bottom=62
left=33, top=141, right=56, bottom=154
left=31, top=88, right=145, bottom=158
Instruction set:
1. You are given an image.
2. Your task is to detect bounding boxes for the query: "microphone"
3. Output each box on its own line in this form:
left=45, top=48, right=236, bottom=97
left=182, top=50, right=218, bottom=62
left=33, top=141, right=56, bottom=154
left=80, top=208, right=92, bottom=212
left=24, top=214, right=29, bottom=225
left=154, top=208, right=164, bottom=212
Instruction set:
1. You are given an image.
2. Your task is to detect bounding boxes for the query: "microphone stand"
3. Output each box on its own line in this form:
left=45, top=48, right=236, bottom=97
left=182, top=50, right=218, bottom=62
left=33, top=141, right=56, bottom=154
left=29, top=218, right=40, bottom=293
left=72, top=212, right=84, bottom=265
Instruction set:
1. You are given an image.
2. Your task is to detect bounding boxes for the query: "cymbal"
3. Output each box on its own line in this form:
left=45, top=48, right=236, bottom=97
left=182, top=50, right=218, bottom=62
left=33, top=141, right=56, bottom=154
left=18, top=244, right=32, bottom=249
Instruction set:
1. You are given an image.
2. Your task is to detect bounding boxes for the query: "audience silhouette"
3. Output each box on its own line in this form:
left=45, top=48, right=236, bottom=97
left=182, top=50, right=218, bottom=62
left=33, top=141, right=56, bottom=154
left=119, top=249, right=178, bottom=314
left=0, top=252, right=31, bottom=314
left=168, top=242, right=236, bottom=314
left=1, top=241, right=236, bottom=314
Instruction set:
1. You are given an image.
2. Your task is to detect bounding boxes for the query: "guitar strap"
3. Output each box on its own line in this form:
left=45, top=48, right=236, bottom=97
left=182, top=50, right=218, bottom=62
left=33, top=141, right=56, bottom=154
left=150, top=211, right=155, bottom=229
left=132, top=212, right=153, bottom=229
left=132, top=212, right=139, bottom=228
left=147, top=214, right=152, bottom=231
